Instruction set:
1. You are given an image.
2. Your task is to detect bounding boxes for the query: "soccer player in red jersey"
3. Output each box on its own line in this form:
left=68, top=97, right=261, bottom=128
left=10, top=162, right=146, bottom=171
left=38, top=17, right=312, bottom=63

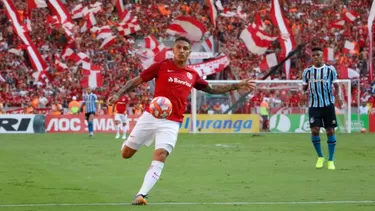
left=108, top=37, right=256, bottom=205
left=114, top=95, right=130, bottom=139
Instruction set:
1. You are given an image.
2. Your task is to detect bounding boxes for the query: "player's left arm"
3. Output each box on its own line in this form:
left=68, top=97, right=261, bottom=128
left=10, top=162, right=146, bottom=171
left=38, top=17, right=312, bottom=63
left=79, top=99, right=85, bottom=113
left=199, top=79, right=256, bottom=94
left=95, top=95, right=99, bottom=112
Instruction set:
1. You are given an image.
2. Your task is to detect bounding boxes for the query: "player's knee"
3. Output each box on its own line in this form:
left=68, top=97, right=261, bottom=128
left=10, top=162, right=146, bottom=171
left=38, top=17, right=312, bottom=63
left=311, top=127, right=320, bottom=136
left=121, top=147, right=136, bottom=159
left=153, top=148, right=169, bottom=162
left=326, top=128, right=335, bottom=136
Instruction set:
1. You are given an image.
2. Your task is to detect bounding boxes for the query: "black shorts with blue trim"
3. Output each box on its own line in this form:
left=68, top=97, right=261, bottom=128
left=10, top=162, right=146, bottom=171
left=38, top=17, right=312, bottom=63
left=308, top=105, right=337, bottom=129
left=85, top=112, right=95, bottom=121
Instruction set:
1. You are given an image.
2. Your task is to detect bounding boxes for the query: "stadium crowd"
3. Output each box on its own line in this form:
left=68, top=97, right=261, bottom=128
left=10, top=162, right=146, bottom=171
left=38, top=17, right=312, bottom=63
left=0, top=0, right=374, bottom=115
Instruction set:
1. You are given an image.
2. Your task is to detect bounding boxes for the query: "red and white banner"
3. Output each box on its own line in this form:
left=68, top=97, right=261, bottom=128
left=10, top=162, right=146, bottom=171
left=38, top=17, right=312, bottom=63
left=240, top=25, right=278, bottom=55
left=202, top=35, right=214, bottom=52
left=2, top=0, right=48, bottom=81
left=117, top=22, right=140, bottom=36
left=254, top=12, right=267, bottom=30
left=80, top=69, right=103, bottom=88
left=188, top=56, right=230, bottom=76
left=47, top=0, right=75, bottom=40
left=100, top=35, right=116, bottom=49
left=55, top=56, right=68, bottom=72
left=215, top=0, right=224, bottom=10
left=7, top=48, right=23, bottom=56
left=48, top=0, right=72, bottom=25
left=138, top=44, right=167, bottom=59
left=27, top=0, right=47, bottom=9
left=142, top=54, right=227, bottom=76
left=166, top=16, right=207, bottom=41
left=95, top=25, right=113, bottom=40
left=45, top=115, right=140, bottom=133
left=344, top=40, right=357, bottom=54
left=270, top=0, right=296, bottom=79
left=61, top=47, right=80, bottom=62
left=339, top=65, right=359, bottom=79
left=0, top=74, right=5, bottom=82
left=220, top=9, right=237, bottom=17
left=165, top=51, right=214, bottom=59
left=116, top=0, right=126, bottom=17
left=368, top=0, right=375, bottom=82
left=330, top=20, right=345, bottom=29
left=82, top=63, right=101, bottom=71
left=323, top=47, right=334, bottom=62
left=71, top=4, right=84, bottom=19
left=81, top=11, right=97, bottom=32
left=206, top=0, right=217, bottom=27
left=24, top=12, right=32, bottom=32
left=119, top=9, right=132, bottom=23
left=259, top=53, right=278, bottom=71
left=144, top=35, right=159, bottom=49
left=344, top=11, right=359, bottom=23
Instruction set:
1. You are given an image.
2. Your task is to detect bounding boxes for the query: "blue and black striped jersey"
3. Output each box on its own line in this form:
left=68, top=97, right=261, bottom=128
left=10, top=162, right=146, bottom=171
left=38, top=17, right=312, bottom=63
left=83, top=93, right=97, bottom=113
left=302, top=64, right=337, bottom=108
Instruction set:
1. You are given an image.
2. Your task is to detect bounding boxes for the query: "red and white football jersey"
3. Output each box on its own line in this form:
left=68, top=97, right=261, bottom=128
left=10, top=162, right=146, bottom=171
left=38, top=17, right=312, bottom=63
left=140, top=59, right=209, bottom=122
left=115, top=96, right=130, bottom=114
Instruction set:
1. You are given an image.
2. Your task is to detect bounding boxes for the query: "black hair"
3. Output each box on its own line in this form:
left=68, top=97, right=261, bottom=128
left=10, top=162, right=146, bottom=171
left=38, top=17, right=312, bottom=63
left=175, top=36, right=191, bottom=45
left=312, top=47, right=323, bottom=52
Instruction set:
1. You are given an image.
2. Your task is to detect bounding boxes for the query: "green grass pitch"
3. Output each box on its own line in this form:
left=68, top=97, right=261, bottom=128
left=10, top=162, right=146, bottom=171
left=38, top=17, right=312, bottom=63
left=0, top=133, right=375, bottom=211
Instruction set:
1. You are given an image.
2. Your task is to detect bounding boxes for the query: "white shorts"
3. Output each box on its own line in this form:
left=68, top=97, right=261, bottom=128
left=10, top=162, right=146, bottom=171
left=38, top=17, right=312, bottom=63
left=115, top=113, right=128, bottom=123
left=124, top=112, right=180, bottom=154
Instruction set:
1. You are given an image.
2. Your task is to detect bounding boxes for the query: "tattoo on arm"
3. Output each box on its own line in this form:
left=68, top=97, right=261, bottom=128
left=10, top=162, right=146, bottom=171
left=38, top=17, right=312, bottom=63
left=202, top=83, right=239, bottom=94
left=116, top=77, right=144, bottom=97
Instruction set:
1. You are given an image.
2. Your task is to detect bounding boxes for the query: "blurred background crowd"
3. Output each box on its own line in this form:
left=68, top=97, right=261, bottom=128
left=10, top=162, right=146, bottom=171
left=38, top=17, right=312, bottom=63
left=0, top=0, right=374, bottom=116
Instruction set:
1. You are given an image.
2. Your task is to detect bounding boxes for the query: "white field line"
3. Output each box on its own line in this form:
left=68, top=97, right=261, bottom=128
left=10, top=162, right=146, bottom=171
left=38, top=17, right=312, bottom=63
left=0, top=200, right=374, bottom=207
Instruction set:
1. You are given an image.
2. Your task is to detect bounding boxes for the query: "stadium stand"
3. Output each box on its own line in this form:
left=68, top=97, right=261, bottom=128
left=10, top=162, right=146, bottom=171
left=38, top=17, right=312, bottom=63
left=0, top=0, right=374, bottom=115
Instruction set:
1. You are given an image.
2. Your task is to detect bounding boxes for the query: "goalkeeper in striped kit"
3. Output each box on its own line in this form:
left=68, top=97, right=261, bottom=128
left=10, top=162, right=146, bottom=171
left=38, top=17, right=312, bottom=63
left=302, top=47, right=343, bottom=170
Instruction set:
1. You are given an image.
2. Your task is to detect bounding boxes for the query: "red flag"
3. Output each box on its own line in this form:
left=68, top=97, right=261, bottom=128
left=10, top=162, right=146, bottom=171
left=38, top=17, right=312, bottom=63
left=270, top=0, right=296, bottom=79
left=330, top=20, right=345, bottom=29
left=323, top=48, right=335, bottom=62
left=259, top=53, right=278, bottom=71
left=206, top=0, right=217, bottom=27
left=27, top=0, right=47, bottom=9
left=166, top=16, right=207, bottom=41
left=81, top=70, right=103, bottom=88
left=344, top=11, right=359, bottom=23
left=240, top=25, right=278, bottom=55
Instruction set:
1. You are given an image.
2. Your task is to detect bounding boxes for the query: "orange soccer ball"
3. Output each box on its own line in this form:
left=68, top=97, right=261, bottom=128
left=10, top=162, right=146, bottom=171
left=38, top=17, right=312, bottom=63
left=149, top=96, right=172, bottom=119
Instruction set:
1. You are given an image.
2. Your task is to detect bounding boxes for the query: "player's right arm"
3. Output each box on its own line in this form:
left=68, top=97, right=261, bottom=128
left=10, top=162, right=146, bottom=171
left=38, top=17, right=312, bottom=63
left=79, top=97, right=85, bottom=113
left=115, top=76, right=144, bottom=98
left=302, top=68, right=309, bottom=91
left=108, top=62, right=161, bottom=104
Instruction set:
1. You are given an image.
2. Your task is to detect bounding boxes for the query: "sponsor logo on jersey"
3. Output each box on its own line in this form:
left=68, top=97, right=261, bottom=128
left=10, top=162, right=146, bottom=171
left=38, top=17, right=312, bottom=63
left=168, top=77, right=192, bottom=87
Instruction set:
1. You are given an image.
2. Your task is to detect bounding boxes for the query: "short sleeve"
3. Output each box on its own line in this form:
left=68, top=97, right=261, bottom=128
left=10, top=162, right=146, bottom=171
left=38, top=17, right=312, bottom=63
left=330, top=66, right=338, bottom=83
left=193, top=74, right=209, bottom=90
left=302, top=68, right=309, bottom=85
left=140, top=62, right=162, bottom=82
